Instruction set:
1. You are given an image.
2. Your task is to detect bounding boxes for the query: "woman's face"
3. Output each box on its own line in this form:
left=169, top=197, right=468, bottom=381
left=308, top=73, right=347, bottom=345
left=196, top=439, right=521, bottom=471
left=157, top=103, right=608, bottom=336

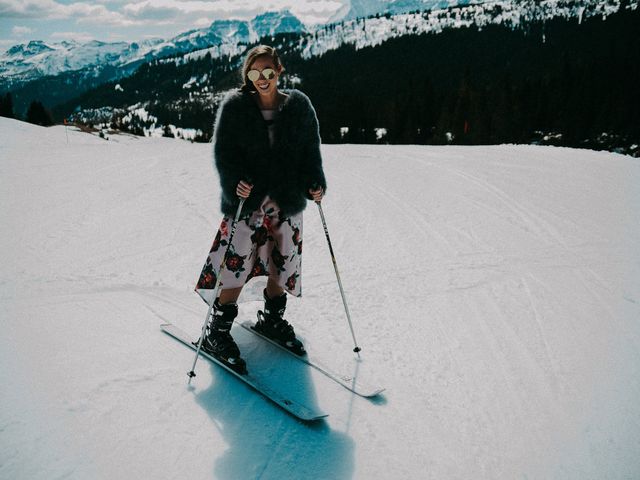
left=248, top=55, right=281, bottom=98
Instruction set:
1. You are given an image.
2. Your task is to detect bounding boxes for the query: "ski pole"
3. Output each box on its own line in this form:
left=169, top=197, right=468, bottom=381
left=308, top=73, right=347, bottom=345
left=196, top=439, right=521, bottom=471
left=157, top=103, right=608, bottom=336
left=188, top=196, right=246, bottom=382
left=314, top=193, right=361, bottom=355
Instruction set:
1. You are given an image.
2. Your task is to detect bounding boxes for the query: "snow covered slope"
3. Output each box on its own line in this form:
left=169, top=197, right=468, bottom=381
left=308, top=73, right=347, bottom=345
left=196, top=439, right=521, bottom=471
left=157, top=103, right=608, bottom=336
left=1, top=117, right=639, bottom=479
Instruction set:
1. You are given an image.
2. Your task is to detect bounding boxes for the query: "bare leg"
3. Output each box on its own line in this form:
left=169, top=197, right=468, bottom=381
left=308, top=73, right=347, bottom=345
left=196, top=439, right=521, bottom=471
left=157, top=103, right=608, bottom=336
left=218, top=286, right=243, bottom=305
left=266, top=276, right=285, bottom=299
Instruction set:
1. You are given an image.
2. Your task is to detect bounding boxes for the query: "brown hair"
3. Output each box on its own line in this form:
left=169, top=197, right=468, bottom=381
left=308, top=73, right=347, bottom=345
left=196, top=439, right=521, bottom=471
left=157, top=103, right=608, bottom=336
left=240, top=45, right=286, bottom=92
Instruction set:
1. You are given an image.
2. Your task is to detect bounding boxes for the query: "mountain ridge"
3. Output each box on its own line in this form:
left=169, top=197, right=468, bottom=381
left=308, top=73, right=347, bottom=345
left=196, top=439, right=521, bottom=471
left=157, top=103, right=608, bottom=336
left=0, top=10, right=306, bottom=88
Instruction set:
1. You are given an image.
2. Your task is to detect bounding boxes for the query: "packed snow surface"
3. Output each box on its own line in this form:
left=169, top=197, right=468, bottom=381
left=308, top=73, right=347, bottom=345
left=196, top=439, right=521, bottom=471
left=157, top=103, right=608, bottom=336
left=1, top=117, right=639, bottom=479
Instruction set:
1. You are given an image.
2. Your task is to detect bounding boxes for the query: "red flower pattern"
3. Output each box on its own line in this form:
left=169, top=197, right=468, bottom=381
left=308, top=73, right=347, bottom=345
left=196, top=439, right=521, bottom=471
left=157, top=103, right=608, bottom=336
left=247, top=259, right=267, bottom=281
left=263, top=216, right=272, bottom=233
left=196, top=200, right=303, bottom=297
left=196, top=264, right=217, bottom=289
left=225, top=253, right=245, bottom=272
left=286, top=273, right=298, bottom=291
left=220, top=220, right=229, bottom=237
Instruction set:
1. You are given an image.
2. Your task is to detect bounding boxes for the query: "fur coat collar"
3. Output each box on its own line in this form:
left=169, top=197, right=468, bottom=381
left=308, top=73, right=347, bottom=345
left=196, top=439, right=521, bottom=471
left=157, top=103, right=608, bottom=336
left=212, top=88, right=327, bottom=217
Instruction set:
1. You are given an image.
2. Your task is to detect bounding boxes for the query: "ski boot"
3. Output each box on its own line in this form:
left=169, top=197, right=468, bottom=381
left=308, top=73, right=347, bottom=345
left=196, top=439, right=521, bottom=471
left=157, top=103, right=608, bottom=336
left=201, top=299, right=247, bottom=374
left=254, top=289, right=305, bottom=355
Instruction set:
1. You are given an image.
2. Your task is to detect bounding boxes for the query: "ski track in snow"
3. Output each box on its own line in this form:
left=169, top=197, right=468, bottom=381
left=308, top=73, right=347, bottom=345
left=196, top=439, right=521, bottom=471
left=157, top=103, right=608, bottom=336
left=1, top=118, right=639, bottom=479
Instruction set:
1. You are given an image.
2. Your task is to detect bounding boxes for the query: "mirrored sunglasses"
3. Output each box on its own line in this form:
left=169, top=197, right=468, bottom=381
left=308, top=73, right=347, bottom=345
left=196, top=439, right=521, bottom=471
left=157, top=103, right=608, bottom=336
left=247, top=68, right=276, bottom=82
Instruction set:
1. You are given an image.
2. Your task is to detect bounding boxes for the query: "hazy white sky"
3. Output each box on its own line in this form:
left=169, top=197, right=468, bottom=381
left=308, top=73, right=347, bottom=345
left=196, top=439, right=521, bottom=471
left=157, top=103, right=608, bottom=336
left=0, top=0, right=347, bottom=49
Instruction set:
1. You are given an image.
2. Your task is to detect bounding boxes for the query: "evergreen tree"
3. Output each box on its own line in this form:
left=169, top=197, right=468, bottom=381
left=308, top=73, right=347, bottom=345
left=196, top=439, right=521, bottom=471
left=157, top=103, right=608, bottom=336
left=0, top=93, right=15, bottom=118
left=452, top=67, right=474, bottom=144
left=25, top=101, right=54, bottom=126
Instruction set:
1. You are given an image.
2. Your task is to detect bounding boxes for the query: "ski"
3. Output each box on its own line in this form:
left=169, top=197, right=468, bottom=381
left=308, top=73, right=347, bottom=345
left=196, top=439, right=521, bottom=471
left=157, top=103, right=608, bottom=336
left=239, top=321, right=385, bottom=398
left=161, top=323, right=328, bottom=422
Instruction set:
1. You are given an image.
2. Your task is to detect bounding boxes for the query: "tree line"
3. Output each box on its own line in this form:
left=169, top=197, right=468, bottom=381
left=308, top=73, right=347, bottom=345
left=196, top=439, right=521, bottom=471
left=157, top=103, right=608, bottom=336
left=292, top=7, right=638, bottom=154
left=0, top=93, right=55, bottom=126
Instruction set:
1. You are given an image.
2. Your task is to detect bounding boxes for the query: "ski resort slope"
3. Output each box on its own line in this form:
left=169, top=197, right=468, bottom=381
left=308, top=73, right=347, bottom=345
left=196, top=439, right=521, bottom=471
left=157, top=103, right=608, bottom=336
left=1, top=117, right=639, bottom=479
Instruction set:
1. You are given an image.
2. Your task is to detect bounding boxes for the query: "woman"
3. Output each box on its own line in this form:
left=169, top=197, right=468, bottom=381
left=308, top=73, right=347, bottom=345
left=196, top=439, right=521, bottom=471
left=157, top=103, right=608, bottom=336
left=195, top=45, right=327, bottom=372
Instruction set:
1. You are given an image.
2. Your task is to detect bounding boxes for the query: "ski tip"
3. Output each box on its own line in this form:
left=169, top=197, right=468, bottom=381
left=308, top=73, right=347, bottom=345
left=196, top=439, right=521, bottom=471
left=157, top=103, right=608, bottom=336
left=302, top=413, right=329, bottom=422
left=361, top=387, right=386, bottom=398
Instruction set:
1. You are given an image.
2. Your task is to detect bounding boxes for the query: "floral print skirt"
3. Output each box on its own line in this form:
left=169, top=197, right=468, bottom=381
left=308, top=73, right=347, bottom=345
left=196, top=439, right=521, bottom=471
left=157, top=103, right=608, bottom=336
left=195, top=196, right=303, bottom=305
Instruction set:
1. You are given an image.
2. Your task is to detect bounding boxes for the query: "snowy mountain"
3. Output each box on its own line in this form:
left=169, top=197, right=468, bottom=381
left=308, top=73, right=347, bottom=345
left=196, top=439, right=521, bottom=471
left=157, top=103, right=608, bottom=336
left=0, top=38, right=160, bottom=86
left=103, top=0, right=636, bottom=70
left=3, top=0, right=638, bottom=156
left=251, top=10, right=307, bottom=38
left=0, top=10, right=306, bottom=89
left=2, top=0, right=636, bottom=91
left=328, top=0, right=474, bottom=23
left=148, top=10, right=306, bottom=62
left=4, top=40, right=55, bottom=57
left=304, top=0, right=635, bottom=58
left=43, top=2, right=637, bottom=158
left=3, top=0, right=633, bottom=94
left=2, top=116, right=639, bottom=478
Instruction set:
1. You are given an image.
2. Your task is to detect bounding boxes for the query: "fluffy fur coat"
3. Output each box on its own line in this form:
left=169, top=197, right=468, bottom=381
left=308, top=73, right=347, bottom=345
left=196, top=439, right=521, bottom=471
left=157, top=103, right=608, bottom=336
left=212, top=88, right=327, bottom=217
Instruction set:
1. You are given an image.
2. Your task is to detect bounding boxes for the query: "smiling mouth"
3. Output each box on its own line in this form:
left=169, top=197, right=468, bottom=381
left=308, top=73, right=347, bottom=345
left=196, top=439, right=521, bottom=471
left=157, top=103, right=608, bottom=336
left=258, top=84, right=269, bottom=90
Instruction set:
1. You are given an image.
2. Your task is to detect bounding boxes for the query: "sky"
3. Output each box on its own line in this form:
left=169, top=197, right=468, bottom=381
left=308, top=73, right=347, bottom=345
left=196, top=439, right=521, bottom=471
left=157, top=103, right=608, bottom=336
left=0, top=0, right=347, bottom=50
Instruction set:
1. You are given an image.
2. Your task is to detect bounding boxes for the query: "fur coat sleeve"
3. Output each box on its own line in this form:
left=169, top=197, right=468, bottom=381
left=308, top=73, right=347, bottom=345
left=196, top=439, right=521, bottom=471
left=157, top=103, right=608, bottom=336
left=212, top=91, right=245, bottom=210
left=211, top=88, right=327, bottom=217
left=298, top=95, right=327, bottom=199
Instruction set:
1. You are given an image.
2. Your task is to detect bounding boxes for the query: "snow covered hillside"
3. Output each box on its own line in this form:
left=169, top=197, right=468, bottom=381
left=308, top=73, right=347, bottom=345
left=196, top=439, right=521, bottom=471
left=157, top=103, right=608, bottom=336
left=303, top=0, right=636, bottom=58
left=1, top=117, right=639, bottom=479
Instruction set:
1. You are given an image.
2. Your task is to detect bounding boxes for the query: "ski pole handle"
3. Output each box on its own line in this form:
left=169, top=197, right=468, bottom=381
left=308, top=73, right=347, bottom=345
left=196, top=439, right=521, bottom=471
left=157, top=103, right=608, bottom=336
left=310, top=182, right=324, bottom=204
left=236, top=176, right=254, bottom=199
